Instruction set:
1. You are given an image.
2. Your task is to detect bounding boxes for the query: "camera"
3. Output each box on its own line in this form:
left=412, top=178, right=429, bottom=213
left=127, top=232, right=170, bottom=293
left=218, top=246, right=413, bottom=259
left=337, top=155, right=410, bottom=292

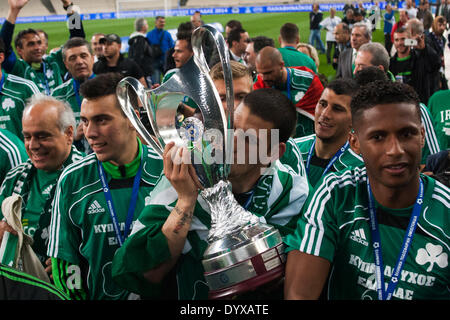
left=405, top=38, right=418, bottom=46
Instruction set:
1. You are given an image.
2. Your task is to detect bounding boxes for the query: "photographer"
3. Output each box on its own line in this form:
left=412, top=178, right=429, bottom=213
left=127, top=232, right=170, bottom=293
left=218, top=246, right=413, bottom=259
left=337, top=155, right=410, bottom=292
left=389, top=19, right=441, bottom=103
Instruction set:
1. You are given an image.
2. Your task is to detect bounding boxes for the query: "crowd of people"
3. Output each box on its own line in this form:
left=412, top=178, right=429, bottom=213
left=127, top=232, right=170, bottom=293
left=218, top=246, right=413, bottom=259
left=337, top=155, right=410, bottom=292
left=0, top=0, right=448, bottom=301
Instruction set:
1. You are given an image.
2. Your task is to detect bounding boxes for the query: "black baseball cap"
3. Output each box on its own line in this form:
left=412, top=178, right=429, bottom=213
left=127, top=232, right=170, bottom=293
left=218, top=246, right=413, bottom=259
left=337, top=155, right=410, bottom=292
left=99, top=33, right=121, bottom=44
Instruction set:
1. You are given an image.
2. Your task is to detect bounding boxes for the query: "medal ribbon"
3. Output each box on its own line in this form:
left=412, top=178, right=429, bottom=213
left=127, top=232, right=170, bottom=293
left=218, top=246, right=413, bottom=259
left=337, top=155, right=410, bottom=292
left=305, top=138, right=349, bottom=176
left=97, top=155, right=143, bottom=247
left=366, top=177, right=424, bottom=300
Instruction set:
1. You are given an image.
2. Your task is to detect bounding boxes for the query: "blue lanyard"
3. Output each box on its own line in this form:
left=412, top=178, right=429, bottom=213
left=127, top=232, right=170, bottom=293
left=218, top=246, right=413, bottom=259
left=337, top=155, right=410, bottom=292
left=41, top=62, right=51, bottom=95
left=73, top=79, right=81, bottom=107
left=305, top=138, right=349, bottom=176
left=272, top=68, right=290, bottom=100
left=366, top=177, right=424, bottom=300
left=97, top=156, right=143, bottom=247
left=243, top=189, right=255, bottom=210
left=73, top=74, right=95, bottom=107
left=0, top=74, right=4, bottom=93
left=286, top=68, right=291, bottom=100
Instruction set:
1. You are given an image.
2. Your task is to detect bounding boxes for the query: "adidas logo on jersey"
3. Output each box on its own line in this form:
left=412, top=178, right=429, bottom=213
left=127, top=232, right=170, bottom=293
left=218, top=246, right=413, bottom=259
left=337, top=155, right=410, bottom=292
left=87, top=200, right=105, bottom=214
left=350, top=228, right=368, bottom=247
left=42, top=184, right=53, bottom=196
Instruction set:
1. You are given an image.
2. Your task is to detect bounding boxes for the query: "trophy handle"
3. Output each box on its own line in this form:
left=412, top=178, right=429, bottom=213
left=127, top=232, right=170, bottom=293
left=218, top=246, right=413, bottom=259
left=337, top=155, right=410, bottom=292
left=116, top=24, right=235, bottom=187
left=192, top=25, right=234, bottom=125
left=191, top=25, right=234, bottom=177
left=116, top=76, right=165, bottom=157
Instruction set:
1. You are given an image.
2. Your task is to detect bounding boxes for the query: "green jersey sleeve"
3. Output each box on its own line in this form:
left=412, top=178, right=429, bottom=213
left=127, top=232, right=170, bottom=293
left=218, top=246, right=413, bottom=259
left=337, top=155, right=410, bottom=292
left=419, top=103, right=441, bottom=164
left=284, top=169, right=342, bottom=261
left=47, top=171, right=84, bottom=265
left=0, top=129, right=28, bottom=187
left=51, top=258, right=88, bottom=300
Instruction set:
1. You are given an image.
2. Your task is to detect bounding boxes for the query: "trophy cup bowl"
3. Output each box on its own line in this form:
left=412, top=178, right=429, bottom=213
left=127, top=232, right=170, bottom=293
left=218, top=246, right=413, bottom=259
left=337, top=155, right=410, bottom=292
left=116, top=25, right=286, bottom=299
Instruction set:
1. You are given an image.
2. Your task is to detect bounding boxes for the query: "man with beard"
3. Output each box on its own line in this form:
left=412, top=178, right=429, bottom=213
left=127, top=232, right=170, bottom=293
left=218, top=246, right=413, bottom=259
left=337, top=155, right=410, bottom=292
left=94, top=34, right=146, bottom=87
left=294, top=79, right=363, bottom=188
left=254, top=46, right=323, bottom=137
left=244, top=36, right=274, bottom=80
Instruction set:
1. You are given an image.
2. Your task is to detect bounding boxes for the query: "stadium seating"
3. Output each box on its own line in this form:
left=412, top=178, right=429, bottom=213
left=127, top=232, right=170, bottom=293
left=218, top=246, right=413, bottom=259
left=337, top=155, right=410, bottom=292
left=0, top=0, right=321, bottom=17
left=184, top=0, right=299, bottom=8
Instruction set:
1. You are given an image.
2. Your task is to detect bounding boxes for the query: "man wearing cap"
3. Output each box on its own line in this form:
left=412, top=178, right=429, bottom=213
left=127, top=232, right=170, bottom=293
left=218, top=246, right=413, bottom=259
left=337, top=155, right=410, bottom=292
left=93, top=33, right=146, bottom=87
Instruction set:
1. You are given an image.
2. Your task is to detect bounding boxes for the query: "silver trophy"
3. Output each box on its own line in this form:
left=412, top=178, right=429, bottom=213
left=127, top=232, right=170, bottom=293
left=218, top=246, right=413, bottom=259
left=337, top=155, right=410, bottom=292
left=116, top=25, right=285, bottom=299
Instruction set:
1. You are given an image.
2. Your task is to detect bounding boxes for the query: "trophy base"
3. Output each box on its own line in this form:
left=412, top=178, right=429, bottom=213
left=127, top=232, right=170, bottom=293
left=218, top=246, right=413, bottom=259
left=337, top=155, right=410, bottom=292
left=208, top=262, right=285, bottom=300
left=205, top=242, right=286, bottom=300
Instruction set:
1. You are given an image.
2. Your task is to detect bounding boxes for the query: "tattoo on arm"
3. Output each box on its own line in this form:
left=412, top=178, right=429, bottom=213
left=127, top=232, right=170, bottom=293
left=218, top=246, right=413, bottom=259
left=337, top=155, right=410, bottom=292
left=173, top=206, right=193, bottom=234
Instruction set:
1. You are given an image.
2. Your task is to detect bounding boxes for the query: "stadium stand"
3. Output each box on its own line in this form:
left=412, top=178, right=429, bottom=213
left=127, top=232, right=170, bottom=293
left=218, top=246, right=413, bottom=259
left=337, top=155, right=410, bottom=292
left=0, top=0, right=313, bottom=17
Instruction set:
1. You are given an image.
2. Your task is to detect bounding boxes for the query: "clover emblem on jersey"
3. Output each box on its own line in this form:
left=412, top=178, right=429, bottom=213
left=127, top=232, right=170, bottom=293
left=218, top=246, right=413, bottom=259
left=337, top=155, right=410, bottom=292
left=295, top=91, right=305, bottom=102
left=45, top=68, right=54, bottom=79
left=2, top=98, right=15, bottom=112
left=415, top=243, right=448, bottom=272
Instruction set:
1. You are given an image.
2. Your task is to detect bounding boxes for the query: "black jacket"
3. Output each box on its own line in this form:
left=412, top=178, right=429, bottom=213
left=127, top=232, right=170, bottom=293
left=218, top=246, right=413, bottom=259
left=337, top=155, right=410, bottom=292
left=335, top=47, right=354, bottom=79
left=310, top=11, right=323, bottom=30
left=0, top=264, right=67, bottom=300
left=93, top=54, right=144, bottom=80
left=333, top=41, right=351, bottom=70
left=128, top=34, right=154, bottom=76
left=390, top=45, right=441, bottom=103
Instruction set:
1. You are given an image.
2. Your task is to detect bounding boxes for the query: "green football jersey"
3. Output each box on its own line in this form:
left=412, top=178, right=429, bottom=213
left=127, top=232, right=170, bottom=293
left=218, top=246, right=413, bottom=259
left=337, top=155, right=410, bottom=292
left=254, top=67, right=319, bottom=138
left=419, top=103, right=441, bottom=165
left=51, top=78, right=81, bottom=125
left=285, top=68, right=315, bottom=138
left=111, top=138, right=310, bottom=300
left=9, top=49, right=66, bottom=95
left=47, top=143, right=164, bottom=300
left=0, top=146, right=84, bottom=265
left=52, top=77, right=95, bottom=154
left=427, top=90, right=450, bottom=150
left=294, top=134, right=364, bottom=188
left=0, top=73, right=40, bottom=139
left=278, top=47, right=317, bottom=73
left=0, top=129, right=28, bottom=185
left=285, top=168, right=450, bottom=300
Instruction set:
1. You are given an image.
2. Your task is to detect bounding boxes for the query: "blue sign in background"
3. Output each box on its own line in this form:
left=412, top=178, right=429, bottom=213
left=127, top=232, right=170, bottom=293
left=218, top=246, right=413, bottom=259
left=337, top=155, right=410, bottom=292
left=0, top=2, right=404, bottom=25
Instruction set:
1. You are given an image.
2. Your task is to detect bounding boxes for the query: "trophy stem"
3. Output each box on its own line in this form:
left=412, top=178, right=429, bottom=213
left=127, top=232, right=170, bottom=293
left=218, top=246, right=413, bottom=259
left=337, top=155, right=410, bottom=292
left=200, top=180, right=260, bottom=243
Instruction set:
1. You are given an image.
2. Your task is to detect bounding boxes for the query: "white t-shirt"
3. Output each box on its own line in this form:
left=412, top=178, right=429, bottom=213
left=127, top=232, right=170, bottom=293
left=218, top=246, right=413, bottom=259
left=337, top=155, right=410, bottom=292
left=406, top=7, right=418, bottom=19
left=320, top=16, right=342, bottom=42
